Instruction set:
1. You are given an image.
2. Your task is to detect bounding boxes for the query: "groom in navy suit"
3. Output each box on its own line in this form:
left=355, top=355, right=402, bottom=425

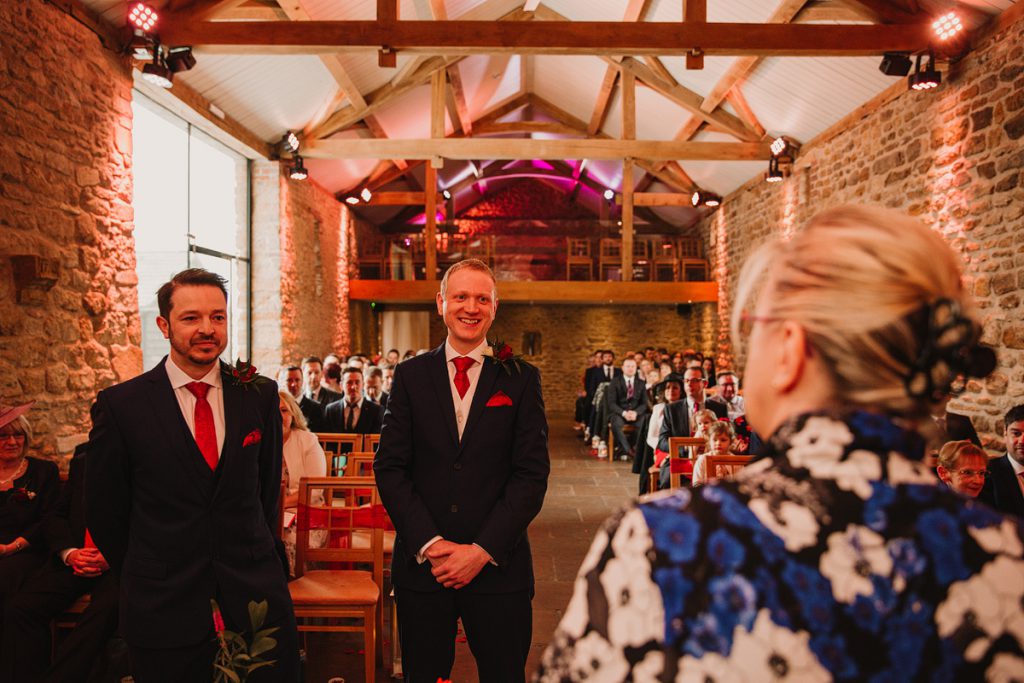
left=375, top=259, right=550, bottom=683
left=86, top=269, right=298, bottom=682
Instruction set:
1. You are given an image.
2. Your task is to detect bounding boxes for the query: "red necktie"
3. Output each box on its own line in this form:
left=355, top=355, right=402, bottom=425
left=453, top=357, right=474, bottom=399
left=185, top=382, right=218, bottom=470
left=627, top=378, right=634, bottom=400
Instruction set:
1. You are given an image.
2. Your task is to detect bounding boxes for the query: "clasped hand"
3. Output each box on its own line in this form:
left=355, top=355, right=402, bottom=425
left=425, top=540, right=491, bottom=590
left=67, top=548, right=109, bottom=577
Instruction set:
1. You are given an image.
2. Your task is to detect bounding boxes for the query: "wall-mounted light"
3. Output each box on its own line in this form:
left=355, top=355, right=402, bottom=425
left=691, top=190, right=721, bottom=208
left=879, top=52, right=912, bottom=76
left=166, top=46, right=196, bottom=73
left=442, top=189, right=452, bottom=200
left=141, top=47, right=173, bottom=88
left=281, top=131, right=300, bottom=154
left=765, top=157, right=785, bottom=183
left=932, top=11, right=963, bottom=42
left=289, top=155, right=308, bottom=180
left=909, top=51, right=941, bottom=91
left=128, top=2, right=158, bottom=33
left=360, top=188, right=373, bottom=202
left=345, top=196, right=360, bottom=205
left=603, top=189, right=615, bottom=201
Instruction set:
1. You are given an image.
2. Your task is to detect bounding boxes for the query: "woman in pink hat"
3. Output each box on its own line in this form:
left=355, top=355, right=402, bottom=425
left=0, top=403, right=60, bottom=645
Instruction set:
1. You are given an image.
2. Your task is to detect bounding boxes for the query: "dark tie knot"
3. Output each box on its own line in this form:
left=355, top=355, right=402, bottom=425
left=185, top=381, right=209, bottom=400
left=453, top=357, right=475, bottom=373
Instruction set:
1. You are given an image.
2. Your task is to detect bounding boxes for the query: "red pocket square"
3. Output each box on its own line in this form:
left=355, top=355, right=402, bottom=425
left=242, top=429, right=262, bottom=447
left=486, top=391, right=513, bottom=407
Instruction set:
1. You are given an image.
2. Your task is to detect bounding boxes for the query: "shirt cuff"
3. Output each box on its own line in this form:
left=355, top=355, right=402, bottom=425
left=473, top=543, right=497, bottom=566
left=60, top=548, right=77, bottom=565
left=416, top=536, right=443, bottom=564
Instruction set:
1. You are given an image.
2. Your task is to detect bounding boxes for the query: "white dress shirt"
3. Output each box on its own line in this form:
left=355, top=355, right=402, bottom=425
left=341, top=396, right=363, bottom=430
left=647, top=403, right=667, bottom=450
left=165, top=357, right=226, bottom=457
left=444, top=338, right=487, bottom=440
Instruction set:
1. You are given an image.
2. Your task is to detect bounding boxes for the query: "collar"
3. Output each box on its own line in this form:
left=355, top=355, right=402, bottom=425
left=687, top=396, right=703, bottom=410
left=444, top=339, right=488, bottom=366
left=165, top=357, right=223, bottom=391
left=623, top=374, right=636, bottom=383
left=1006, top=454, right=1024, bottom=476
left=343, top=396, right=363, bottom=410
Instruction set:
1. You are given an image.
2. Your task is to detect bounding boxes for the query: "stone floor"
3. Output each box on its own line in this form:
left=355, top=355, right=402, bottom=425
left=305, top=413, right=639, bottom=682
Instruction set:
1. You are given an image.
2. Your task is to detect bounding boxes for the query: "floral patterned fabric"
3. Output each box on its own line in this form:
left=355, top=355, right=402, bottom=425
left=535, top=411, right=1024, bottom=682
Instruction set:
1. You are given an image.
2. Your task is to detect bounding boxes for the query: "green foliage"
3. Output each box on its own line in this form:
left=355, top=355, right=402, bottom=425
left=211, top=599, right=279, bottom=683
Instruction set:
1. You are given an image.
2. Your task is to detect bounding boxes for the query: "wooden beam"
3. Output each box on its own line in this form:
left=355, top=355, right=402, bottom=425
left=523, top=0, right=542, bottom=11
left=632, top=192, right=697, bottom=206
left=588, top=66, right=619, bottom=136
left=161, top=20, right=935, bottom=57
left=621, top=159, right=634, bottom=281
left=474, top=120, right=587, bottom=136
left=424, top=165, right=438, bottom=280
left=350, top=279, right=718, bottom=304
left=165, top=0, right=248, bottom=22
left=430, top=70, right=447, bottom=140
left=363, top=116, right=409, bottom=171
left=794, top=0, right=874, bottom=23
left=377, top=0, right=399, bottom=23
left=835, top=0, right=919, bottom=23
left=621, top=69, right=636, bottom=141
left=446, top=65, right=474, bottom=135
left=217, top=0, right=287, bottom=21
left=305, top=138, right=772, bottom=161
left=725, top=87, right=766, bottom=138
left=684, top=0, right=706, bottom=23
left=362, top=191, right=444, bottom=205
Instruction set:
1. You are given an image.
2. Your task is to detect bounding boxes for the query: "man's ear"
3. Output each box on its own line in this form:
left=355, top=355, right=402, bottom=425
left=156, top=315, right=170, bottom=340
left=771, top=320, right=810, bottom=394
left=436, top=291, right=444, bottom=317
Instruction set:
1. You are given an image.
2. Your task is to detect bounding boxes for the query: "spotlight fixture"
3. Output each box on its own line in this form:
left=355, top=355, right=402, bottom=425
left=765, top=157, right=785, bottom=183
left=932, top=11, right=963, bottom=42
left=128, top=2, right=158, bottom=32
left=166, top=47, right=196, bottom=73
left=691, top=190, right=721, bottom=208
left=770, top=136, right=799, bottom=163
left=879, top=52, right=912, bottom=77
left=288, top=155, right=308, bottom=181
left=603, top=189, right=614, bottom=201
left=908, top=52, right=941, bottom=91
left=280, top=131, right=300, bottom=154
left=345, top=196, right=360, bottom=205
left=442, top=189, right=452, bottom=200
left=141, top=49, right=172, bottom=88
left=360, top=187, right=373, bottom=202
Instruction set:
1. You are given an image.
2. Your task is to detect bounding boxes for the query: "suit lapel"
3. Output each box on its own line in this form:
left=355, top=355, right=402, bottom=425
left=459, top=357, right=499, bottom=454
left=427, top=345, right=460, bottom=448
left=218, top=363, right=244, bottom=482
left=145, top=359, right=215, bottom=493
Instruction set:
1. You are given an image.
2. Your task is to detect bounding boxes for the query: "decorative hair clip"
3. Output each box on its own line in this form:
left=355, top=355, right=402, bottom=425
left=904, top=297, right=996, bottom=401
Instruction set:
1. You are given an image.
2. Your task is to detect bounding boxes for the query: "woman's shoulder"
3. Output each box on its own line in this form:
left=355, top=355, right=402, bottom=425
left=26, top=456, right=59, bottom=478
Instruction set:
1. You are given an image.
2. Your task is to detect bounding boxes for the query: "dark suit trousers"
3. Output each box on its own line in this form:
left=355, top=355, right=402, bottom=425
left=396, top=586, right=532, bottom=683
left=610, top=414, right=639, bottom=456
left=3, top=558, right=118, bottom=683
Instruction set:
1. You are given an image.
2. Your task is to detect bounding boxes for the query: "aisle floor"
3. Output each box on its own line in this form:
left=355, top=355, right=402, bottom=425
left=306, top=414, right=639, bottom=682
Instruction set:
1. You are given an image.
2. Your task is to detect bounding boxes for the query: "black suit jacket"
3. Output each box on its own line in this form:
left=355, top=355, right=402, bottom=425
left=323, top=399, right=383, bottom=434
left=980, top=454, right=1024, bottom=518
left=299, top=395, right=324, bottom=432
left=585, top=365, right=620, bottom=399
left=45, top=449, right=89, bottom=556
left=606, top=374, right=649, bottom=419
left=944, top=411, right=982, bottom=447
left=85, top=358, right=293, bottom=648
left=310, top=386, right=342, bottom=407
left=374, top=344, right=550, bottom=594
left=657, top=399, right=729, bottom=453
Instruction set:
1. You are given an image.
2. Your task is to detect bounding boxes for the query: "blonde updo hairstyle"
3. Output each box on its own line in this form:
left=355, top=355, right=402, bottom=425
left=937, top=440, right=986, bottom=472
left=732, top=205, right=979, bottom=422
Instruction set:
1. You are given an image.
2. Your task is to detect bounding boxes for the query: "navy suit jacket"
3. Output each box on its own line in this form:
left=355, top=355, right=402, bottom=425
left=85, top=358, right=293, bottom=648
left=980, top=454, right=1024, bottom=518
left=585, top=365, right=620, bottom=399
left=606, top=374, right=649, bottom=419
left=374, top=344, right=550, bottom=594
left=323, top=398, right=383, bottom=434
left=657, top=398, right=729, bottom=453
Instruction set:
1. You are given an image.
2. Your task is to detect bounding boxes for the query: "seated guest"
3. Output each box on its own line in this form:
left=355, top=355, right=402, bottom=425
left=383, top=366, right=395, bottom=395
left=645, top=369, right=661, bottom=393
left=384, top=348, right=401, bottom=367
left=702, top=357, right=717, bottom=388
left=637, top=375, right=682, bottom=494
left=322, top=360, right=343, bottom=395
left=691, top=420, right=735, bottom=486
left=936, top=440, right=989, bottom=499
left=656, top=408, right=720, bottom=490
left=278, top=366, right=324, bottom=432
left=302, top=356, right=342, bottom=407
left=364, top=366, right=388, bottom=409
left=536, top=205, right=1018, bottom=681
left=658, top=363, right=673, bottom=381
left=0, top=403, right=60, bottom=652
left=712, top=371, right=745, bottom=420
left=607, top=358, right=648, bottom=459
left=979, top=404, right=1024, bottom=516
left=323, top=367, right=383, bottom=435
left=2, top=442, right=119, bottom=683
left=657, top=367, right=728, bottom=453
left=278, top=392, right=327, bottom=577
left=924, top=381, right=981, bottom=467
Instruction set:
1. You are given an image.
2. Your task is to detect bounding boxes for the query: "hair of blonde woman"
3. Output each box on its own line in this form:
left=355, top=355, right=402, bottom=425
left=706, top=420, right=735, bottom=441
left=8, top=415, right=31, bottom=457
left=732, top=204, right=976, bottom=421
left=937, top=440, right=986, bottom=472
left=278, top=390, right=309, bottom=432
left=439, top=258, right=497, bottom=300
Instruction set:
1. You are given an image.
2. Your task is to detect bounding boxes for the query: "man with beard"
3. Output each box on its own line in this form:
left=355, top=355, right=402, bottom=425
left=86, top=269, right=298, bottom=681
left=980, top=404, right=1024, bottom=517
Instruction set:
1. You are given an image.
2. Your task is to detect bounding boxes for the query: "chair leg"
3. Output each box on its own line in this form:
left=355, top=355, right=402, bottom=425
left=365, top=606, right=377, bottom=683
left=377, top=598, right=385, bottom=667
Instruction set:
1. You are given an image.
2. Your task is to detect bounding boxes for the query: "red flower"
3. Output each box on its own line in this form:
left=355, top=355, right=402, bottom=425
left=495, top=343, right=514, bottom=361
left=8, top=488, right=30, bottom=503
left=211, top=602, right=226, bottom=634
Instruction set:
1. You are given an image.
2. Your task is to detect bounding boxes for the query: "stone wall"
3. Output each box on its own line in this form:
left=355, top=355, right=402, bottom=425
left=0, top=0, right=138, bottom=462
left=702, top=13, right=1024, bottom=447
left=426, top=302, right=718, bottom=413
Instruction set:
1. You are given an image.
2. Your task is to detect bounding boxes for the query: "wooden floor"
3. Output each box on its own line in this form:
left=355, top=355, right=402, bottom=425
left=306, top=414, right=639, bottom=682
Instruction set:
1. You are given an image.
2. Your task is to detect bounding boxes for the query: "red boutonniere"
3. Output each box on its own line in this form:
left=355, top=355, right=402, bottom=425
left=7, top=488, right=36, bottom=503
left=222, top=359, right=270, bottom=393
left=483, top=340, right=522, bottom=375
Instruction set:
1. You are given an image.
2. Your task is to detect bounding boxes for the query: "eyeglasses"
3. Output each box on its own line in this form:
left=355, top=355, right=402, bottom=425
left=738, top=311, right=784, bottom=337
left=954, top=469, right=988, bottom=479
left=684, top=378, right=706, bottom=385
left=0, top=432, right=26, bottom=442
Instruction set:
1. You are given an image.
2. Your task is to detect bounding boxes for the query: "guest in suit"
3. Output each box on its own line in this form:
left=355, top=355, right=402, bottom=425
left=364, top=366, right=389, bottom=410
left=657, top=367, right=728, bottom=453
left=980, top=404, right=1024, bottom=516
left=278, top=366, right=324, bottom=432
left=3, top=443, right=118, bottom=683
left=323, top=368, right=383, bottom=435
left=712, top=371, right=745, bottom=420
left=86, top=268, right=298, bottom=682
left=385, top=349, right=401, bottom=367
left=607, top=358, right=648, bottom=459
left=375, top=259, right=549, bottom=683
left=302, top=356, right=342, bottom=407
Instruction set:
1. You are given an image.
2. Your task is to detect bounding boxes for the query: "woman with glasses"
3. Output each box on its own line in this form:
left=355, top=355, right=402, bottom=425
left=0, top=403, right=60, bottom=647
left=936, top=440, right=989, bottom=498
left=536, top=205, right=1021, bottom=681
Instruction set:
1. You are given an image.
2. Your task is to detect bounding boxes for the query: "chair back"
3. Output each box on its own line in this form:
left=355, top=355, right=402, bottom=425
left=567, top=238, right=591, bottom=257
left=295, top=476, right=384, bottom=588
left=705, top=454, right=753, bottom=481
left=677, top=236, right=703, bottom=259
left=364, top=433, right=381, bottom=453
left=667, top=437, right=706, bottom=488
left=316, top=432, right=362, bottom=476
left=599, top=238, right=622, bottom=258
left=345, top=452, right=376, bottom=477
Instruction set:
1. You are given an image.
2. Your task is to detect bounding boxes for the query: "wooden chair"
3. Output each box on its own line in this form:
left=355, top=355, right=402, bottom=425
left=598, top=238, right=622, bottom=280
left=705, top=454, right=753, bottom=481
left=364, top=433, right=381, bottom=453
left=677, top=236, right=703, bottom=259
left=466, top=235, right=493, bottom=267
left=315, top=433, right=362, bottom=476
left=631, top=238, right=651, bottom=281
left=607, top=422, right=636, bottom=464
left=344, top=452, right=376, bottom=477
left=662, top=437, right=706, bottom=489
left=680, top=258, right=710, bottom=282
left=291, top=476, right=384, bottom=683
left=652, top=237, right=679, bottom=281
left=358, top=234, right=386, bottom=280
left=566, top=238, right=593, bottom=280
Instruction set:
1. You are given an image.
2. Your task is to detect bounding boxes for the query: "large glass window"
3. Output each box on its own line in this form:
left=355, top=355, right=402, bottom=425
left=132, top=93, right=251, bottom=370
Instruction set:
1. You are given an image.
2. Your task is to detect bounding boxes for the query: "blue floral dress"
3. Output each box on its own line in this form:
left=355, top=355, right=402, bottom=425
left=535, top=411, right=1024, bottom=682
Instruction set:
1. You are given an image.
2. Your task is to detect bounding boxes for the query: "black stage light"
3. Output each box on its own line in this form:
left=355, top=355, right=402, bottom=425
left=909, top=52, right=941, bottom=91
left=289, top=155, right=308, bottom=180
left=142, top=50, right=172, bottom=88
left=879, top=52, right=912, bottom=77
left=166, top=47, right=196, bottom=73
